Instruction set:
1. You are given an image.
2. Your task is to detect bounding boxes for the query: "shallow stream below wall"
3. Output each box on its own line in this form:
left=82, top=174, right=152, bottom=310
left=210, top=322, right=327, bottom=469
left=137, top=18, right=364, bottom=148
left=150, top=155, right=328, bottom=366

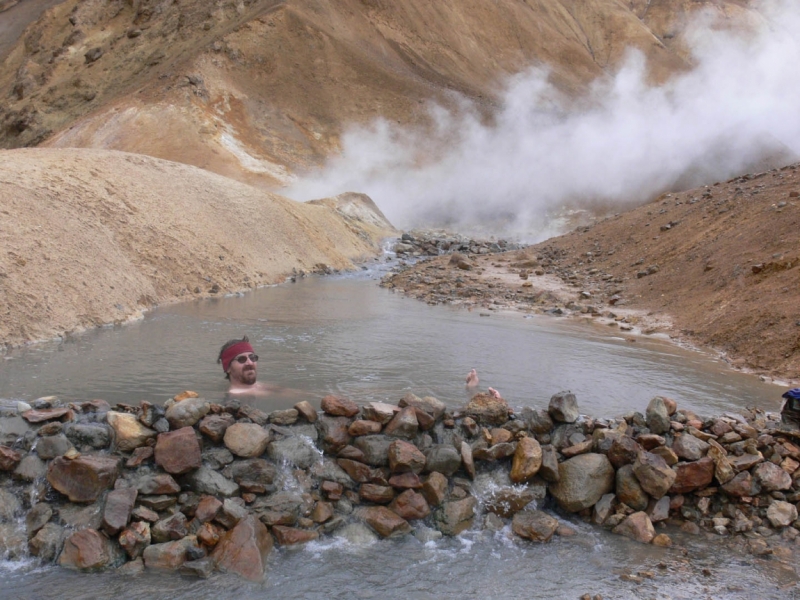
left=0, top=263, right=796, bottom=598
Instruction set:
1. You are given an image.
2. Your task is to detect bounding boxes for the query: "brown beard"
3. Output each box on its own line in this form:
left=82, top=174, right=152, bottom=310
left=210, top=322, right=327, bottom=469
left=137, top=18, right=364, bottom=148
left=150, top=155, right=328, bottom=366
left=241, top=368, right=257, bottom=384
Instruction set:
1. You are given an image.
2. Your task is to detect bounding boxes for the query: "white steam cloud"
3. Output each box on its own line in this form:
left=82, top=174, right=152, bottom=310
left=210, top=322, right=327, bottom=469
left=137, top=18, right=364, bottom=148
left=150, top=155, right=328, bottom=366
left=285, top=0, right=800, bottom=240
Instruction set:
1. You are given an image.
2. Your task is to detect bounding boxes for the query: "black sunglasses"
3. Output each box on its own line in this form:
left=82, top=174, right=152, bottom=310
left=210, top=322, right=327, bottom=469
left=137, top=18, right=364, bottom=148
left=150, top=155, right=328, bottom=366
left=234, top=354, right=259, bottom=364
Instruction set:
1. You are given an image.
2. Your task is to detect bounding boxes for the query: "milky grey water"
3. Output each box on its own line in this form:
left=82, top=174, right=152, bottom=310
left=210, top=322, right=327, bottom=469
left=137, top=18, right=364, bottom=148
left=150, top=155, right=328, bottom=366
left=0, top=266, right=795, bottom=598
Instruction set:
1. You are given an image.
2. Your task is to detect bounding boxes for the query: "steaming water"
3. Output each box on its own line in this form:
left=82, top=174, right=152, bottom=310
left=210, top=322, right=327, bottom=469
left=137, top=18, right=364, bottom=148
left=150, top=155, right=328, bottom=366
left=0, top=266, right=795, bottom=598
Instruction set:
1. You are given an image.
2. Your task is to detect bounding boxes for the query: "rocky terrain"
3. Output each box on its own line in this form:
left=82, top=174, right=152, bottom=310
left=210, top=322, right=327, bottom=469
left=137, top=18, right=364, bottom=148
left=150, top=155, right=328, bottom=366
left=0, top=387, right=798, bottom=582
left=383, top=163, right=800, bottom=384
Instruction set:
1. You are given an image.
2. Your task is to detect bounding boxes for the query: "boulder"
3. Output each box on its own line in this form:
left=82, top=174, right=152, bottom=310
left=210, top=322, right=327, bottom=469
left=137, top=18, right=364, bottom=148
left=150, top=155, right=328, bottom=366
left=521, top=408, right=554, bottom=435
left=510, top=437, right=542, bottom=483
left=224, top=423, right=270, bottom=458
left=336, top=458, right=372, bottom=483
left=143, top=536, right=202, bottom=571
left=669, top=457, right=715, bottom=494
left=165, top=397, right=210, bottom=429
left=593, top=494, right=617, bottom=525
left=632, top=452, right=676, bottom=499
left=23, top=407, right=72, bottom=423
left=422, top=472, right=448, bottom=507
left=152, top=513, right=189, bottom=543
left=707, top=440, right=735, bottom=484
left=613, top=511, right=655, bottom=543
left=721, top=471, right=761, bottom=497
left=465, top=393, right=510, bottom=426
left=155, top=427, right=202, bottom=474
left=270, top=409, right=299, bottom=426
left=548, top=391, right=579, bottom=423
left=34, top=433, right=74, bottom=460
left=28, top=523, right=65, bottom=562
left=549, top=453, right=615, bottom=512
left=182, top=466, right=240, bottom=497
left=316, top=415, right=353, bottom=453
left=645, top=397, right=670, bottom=435
left=0, top=489, right=22, bottom=521
left=538, top=445, right=560, bottom=482
left=321, top=395, right=360, bottom=417
left=607, top=436, right=642, bottom=469
left=398, top=394, right=446, bottom=420
left=272, top=526, right=319, bottom=546
left=359, top=484, right=395, bottom=504
left=47, top=455, right=119, bottom=503
left=752, top=462, right=792, bottom=491
left=136, top=473, right=181, bottom=495
left=616, top=464, right=649, bottom=511
left=388, top=490, right=431, bottom=520
left=353, top=435, right=393, bottom=467
left=118, top=521, right=151, bottom=559
left=348, top=420, right=383, bottom=436
left=361, top=402, right=399, bottom=425
left=388, top=472, right=423, bottom=489
left=388, top=439, right=426, bottom=474
left=425, top=445, right=462, bottom=476
left=383, top=406, right=419, bottom=439
left=198, top=414, right=235, bottom=443
left=59, top=528, right=118, bottom=570
left=267, top=436, right=320, bottom=469
left=672, top=434, right=710, bottom=461
left=433, top=497, right=476, bottom=535
left=106, top=412, right=157, bottom=452
left=766, top=500, right=798, bottom=528
left=484, top=486, right=542, bottom=518
left=359, top=506, right=411, bottom=538
left=0, top=415, right=30, bottom=447
left=26, top=502, right=53, bottom=537
left=223, top=458, right=277, bottom=485
left=14, top=454, right=46, bottom=482
left=293, top=401, right=318, bottom=423
left=102, top=488, right=137, bottom=535
left=511, top=510, right=559, bottom=542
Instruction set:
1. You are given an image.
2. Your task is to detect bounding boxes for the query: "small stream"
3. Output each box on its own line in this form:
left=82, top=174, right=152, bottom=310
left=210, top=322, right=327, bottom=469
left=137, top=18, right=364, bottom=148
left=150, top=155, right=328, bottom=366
left=0, top=264, right=794, bottom=598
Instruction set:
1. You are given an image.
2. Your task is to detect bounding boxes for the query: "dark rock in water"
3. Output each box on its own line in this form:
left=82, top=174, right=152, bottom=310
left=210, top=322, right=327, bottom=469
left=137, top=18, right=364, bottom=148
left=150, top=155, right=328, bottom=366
left=484, top=486, right=542, bottom=518
left=135, top=474, right=180, bottom=495
left=26, top=502, right=53, bottom=538
left=521, top=408, right=553, bottom=435
left=464, top=393, right=510, bottom=426
left=538, top=445, right=560, bottom=482
left=316, top=415, right=352, bottom=454
left=102, top=488, right=137, bottom=535
left=384, top=406, right=419, bottom=439
left=612, top=511, right=655, bottom=543
left=425, top=445, right=461, bottom=476
left=670, top=457, right=715, bottom=494
left=645, top=397, right=671, bottom=435
left=272, top=525, right=319, bottom=546
left=143, top=536, right=202, bottom=571
left=0, top=445, right=22, bottom=471
left=59, top=528, right=120, bottom=570
left=267, top=436, right=319, bottom=469
left=512, top=510, right=559, bottom=542
left=359, top=506, right=411, bottom=538
left=211, top=515, right=272, bottom=581
left=0, top=415, right=31, bottom=447
left=155, top=427, right=202, bottom=475
left=549, top=453, right=615, bottom=512
left=223, top=458, right=277, bottom=485
left=14, top=454, right=46, bottom=482
left=388, top=490, right=431, bottom=520
left=359, top=483, right=395, bottom=504
left=35, top=433, right=74, bottom=460
left=64, top=424, right=111, bottom=449
left=0, top=488, right=22, bottom=521
left=434, top=497, right=476, bottom=535
left=548, top=391, right=579, bottom=424
left=28, top=522, right=64, bottom=562
left=182, top=467, right=239, bottom=497
left=353, top=435, right=393, bottom=467
left=47, top=455, right=120, bottom=503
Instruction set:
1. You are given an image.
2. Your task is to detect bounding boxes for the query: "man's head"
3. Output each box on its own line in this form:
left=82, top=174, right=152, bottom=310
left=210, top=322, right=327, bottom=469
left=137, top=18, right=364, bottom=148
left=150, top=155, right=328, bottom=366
left=218, top=336, right=259, bottom=385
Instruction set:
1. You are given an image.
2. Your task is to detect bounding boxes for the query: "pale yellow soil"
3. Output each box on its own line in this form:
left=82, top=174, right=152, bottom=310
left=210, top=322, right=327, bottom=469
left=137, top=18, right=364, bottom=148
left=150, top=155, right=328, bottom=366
left=0, top=147, right=396, bottom=347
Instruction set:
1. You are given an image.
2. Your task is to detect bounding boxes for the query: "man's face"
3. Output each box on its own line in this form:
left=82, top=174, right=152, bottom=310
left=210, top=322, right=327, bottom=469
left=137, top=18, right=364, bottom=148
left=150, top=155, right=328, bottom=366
left=228, top=352, right=258, bottom=385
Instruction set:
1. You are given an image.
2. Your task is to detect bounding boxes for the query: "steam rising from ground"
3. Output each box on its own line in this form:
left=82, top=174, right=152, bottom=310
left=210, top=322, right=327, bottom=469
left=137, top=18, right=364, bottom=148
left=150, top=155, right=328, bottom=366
left=286, top=1, right=800, bottom=240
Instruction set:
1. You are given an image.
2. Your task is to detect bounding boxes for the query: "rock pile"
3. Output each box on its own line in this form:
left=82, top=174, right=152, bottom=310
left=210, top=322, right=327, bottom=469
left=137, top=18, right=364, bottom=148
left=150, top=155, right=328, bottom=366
left=0, top=389, right=799, bottom=581
left=392, top=231, right=522, bottom=258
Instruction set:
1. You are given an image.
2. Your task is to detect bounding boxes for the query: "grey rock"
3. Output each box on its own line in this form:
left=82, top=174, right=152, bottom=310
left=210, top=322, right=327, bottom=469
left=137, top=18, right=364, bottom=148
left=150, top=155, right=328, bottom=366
left=0, top=488, right=22, bottom=521
left=65, top=424, right=111, bottom=449
left=14, top=454, right=46, bottom=482
left=182, top=466, right=240, bottom=497
left=549, top=453, right=615, bottom=512
left=202, top=447, right=234, bottom=470
left=616, top=464, right=649, bottom=511
left=425, top=445, right=462, bottom=477
left=0, top=415, right=30, bottom=447
left=548, top=391, right=579, bottom=423
left=223, top=458, right=277, bottom=485
left=26, top=502, right=53, bottom=537
left=672, top=433, right=709, bottom=461
left=645, top=397, right=670, bottom=435
left=267, top=436, right=320, bottom=469
left=353, top=435, right=393, bottom=467
left=28, top=522, right=64, bottom=561
left=35, top=434, right=74, bottom=459
left=165, top=397, right=210, bottom=429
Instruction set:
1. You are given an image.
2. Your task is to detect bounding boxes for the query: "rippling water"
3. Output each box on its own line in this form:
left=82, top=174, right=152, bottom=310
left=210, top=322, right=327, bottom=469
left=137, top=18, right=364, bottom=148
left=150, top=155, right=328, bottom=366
left=0, top=266, right=794, bottom=598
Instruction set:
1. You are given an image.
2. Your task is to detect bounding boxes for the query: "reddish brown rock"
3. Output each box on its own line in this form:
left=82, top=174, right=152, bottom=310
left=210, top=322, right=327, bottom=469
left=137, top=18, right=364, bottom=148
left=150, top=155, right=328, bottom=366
left=613, top=511, right=655, bottom=543
left=118, top=521, right=151, bottom=559
left=388, top=472, right=423, bottom=489
left=211, top=515, right=273, bottom=581
left=197, top=522, right=223, bottom=547
left=321, top=480, right=344, bottom=500
left=311, top=501, right=334, bottom=523
left=152, top=513, right=189, bottom=543
left=669, top=457, right=715, bottom=494
left=651, top=446, right=679, bottom=466
left=632, top=451, right=676, bottom=499
left=349, top=420, right=383, bottom=436
left=511, top=510, right=559, bottom=542
left=388, top=439, right=426, bottom=474
left=464, top=393, right=510, bottom=426
left=607, top=436, right=643, bottom=469
left=293, top=400, right=318, bottom=423
left=106, top=412, right=157, bottom=452
left=636, top=434, right=665, bottom=451
left=102, top=487, right=137, bottom=535
left=195, top=496, right=223, bottom=523
left=23, top=407, right=73, bottom=423
left=360, top=506, right=411, bottom=538
left=321, top=395, right=360, bottom=417
left=361, top=402, right=399, bottom=424
left=223, top=423, right=270, bottom=458
left=337, top=458, right=372, bottom=483
left=47, top=455, right=119, bottom=503
left=272, top=526, right=319, bottom=546
left=136, top=473, right=180, bottom=495
left=384, top=406, right=419, bottom=439
left=317, top=416, right=353, bottom=453
left=0, top=445, right=22, bottom=471
left=490, top=428, right=514, bottom=445
left=198, top=413, right=235, bottom=443
left=434, top=497, right=476, bottom=535
left=155, top=427, right=202, bottom=475
left=359, top=483, right=395, bottom=504
left=753, top=462, right=792, bottom=491
left=485, top=487, right=541, bottom=518
left=143, top=536, right=201, bottom=571
left=510, top=436, right=542, bottom=483
left=422, top=472, right=448, bottom=507
left=59, top=528, right=116, bottom=570
left=389, top=489, right=431, bottom=520
left=126, top=446, right=154, bottom=468
left=721, top=471, right=761, bottom=497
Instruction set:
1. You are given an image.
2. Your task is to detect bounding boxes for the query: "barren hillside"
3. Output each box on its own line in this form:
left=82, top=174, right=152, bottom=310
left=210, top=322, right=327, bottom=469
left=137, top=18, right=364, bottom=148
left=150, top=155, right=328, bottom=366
left=1, top=0, right=762, bottom=188
left=0, top=148, right=395, bottom=346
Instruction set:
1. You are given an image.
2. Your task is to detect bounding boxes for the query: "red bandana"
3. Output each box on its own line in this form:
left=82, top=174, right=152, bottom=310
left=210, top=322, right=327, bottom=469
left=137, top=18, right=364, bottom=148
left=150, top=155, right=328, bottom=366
left=221, top=341, right=254, bottom=372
